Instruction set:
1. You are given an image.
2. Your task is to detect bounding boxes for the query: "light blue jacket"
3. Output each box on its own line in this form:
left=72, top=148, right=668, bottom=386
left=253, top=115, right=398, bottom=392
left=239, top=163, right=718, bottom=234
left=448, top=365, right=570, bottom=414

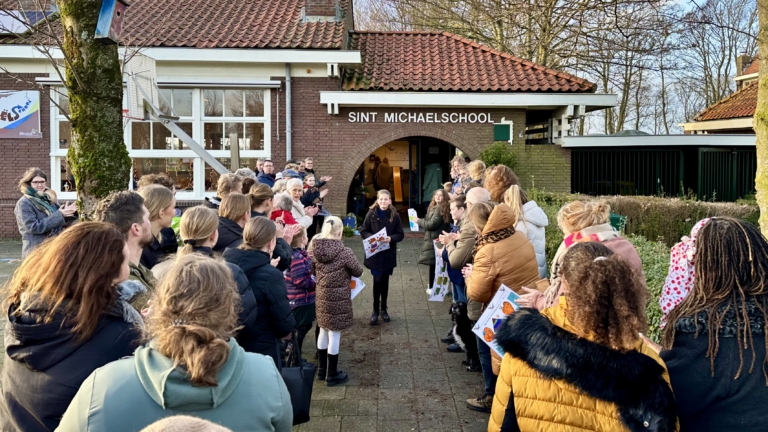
left=56, top=338, right=293, bottom=432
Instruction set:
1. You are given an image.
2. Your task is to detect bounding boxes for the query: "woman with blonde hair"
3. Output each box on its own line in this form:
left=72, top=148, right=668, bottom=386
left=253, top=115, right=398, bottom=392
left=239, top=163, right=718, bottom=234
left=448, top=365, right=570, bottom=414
left=467, top=160, right=486, bottom=185
left=249, top=183, right=274, bottom=218
left=139, top=184, right=177, bottom=269
left=309, top=216, right=364, bottom=386
left=272, top=179, right=288, bottom=195
left=14, top=167, right=77, bottom=257
left=247, top=184, right=294, bottom=272
left=490, top=242, right=676, bottom=431
left=213, top=193, right=251, bottom=253
left=517, top=200, right=642, bottom=311
left=151, top=206, right=257, bottom=329
left=223, top=217, right=295, bottom=365
left=360, top=190, right=404, bottom=325
left=57, top=254, right=293, bottom=431
left=0, top=222, right=140, bottom=432
left=502, top=185, right=549, bottom=278
left=484, top=165, right=520, bottom=203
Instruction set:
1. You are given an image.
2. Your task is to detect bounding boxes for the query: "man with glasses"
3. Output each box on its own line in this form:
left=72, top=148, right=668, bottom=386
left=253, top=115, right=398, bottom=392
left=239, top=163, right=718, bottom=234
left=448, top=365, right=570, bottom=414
left=257, top=160, right=276, bottom=187
left=303, top=157, right=332, bottom=187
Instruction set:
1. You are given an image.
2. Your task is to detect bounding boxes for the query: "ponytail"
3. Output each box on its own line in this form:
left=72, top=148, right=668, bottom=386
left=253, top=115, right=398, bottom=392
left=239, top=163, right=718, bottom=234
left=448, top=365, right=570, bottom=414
left=177, top=206, right=218, bottom=260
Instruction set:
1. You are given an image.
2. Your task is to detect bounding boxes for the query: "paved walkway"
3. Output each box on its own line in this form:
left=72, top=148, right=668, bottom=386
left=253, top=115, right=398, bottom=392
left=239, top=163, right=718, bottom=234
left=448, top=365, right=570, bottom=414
left=0, top=239, right=492, bottom=431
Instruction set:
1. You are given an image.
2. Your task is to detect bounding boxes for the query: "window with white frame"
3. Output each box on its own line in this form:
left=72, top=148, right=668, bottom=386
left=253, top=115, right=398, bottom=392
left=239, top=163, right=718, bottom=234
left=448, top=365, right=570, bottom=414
left=50, top=87, right=271, bottom=199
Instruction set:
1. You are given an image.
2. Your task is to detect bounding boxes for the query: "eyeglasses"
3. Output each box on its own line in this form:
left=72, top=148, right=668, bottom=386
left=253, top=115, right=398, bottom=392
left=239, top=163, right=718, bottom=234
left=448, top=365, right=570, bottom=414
left=31, top=181, right=46, bottom=185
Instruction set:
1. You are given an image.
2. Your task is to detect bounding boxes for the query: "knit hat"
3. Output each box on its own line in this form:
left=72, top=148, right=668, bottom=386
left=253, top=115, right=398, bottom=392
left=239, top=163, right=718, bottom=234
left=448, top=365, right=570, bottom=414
left=275, top=172, right=284, bottom=180
left=141, top=415, right=231, bottom=432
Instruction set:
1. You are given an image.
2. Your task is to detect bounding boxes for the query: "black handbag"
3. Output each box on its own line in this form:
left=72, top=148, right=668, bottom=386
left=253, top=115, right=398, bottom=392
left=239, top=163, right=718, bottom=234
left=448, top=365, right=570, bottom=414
left=277, top=330, right=316, bottom=425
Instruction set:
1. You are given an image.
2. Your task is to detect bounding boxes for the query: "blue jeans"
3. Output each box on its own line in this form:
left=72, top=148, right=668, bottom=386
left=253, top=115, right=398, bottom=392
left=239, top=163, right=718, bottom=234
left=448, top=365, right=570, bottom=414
left=476, top=334, right=497, bottom=396
left=452, top=283, right=467, bottom=303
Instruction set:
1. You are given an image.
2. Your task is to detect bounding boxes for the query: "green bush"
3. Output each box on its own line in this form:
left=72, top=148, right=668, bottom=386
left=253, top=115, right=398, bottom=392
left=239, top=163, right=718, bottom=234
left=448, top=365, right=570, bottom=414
left=628, top=234, right=670, bottom=343
left=342, top=226, right=355, bottom=237
left=478, top=141, right=517, bottom=171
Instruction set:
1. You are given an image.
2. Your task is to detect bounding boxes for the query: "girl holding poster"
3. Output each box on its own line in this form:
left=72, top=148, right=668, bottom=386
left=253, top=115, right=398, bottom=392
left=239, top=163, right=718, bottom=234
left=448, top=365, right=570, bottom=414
left=360, top=190, right=404, bottom=325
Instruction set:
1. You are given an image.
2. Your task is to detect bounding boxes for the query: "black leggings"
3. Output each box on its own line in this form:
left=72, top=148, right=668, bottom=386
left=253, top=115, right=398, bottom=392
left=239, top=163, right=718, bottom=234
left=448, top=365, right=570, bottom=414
left=428, top=264, right=436, bottom=287
left=372, top=274, right=390, bottom=312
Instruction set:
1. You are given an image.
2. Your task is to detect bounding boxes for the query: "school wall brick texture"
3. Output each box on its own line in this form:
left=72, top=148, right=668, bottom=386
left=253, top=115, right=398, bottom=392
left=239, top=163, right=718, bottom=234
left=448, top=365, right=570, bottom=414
left=0, top=74, right=50, bottom=239
left=512, top=143, right=572, bottom=194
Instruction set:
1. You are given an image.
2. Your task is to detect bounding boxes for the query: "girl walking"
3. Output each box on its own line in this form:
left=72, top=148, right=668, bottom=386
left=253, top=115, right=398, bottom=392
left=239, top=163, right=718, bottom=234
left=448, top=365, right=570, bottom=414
left=310, top=217, right=364, bottom=386
left=360, top=190, right=404, bottom=325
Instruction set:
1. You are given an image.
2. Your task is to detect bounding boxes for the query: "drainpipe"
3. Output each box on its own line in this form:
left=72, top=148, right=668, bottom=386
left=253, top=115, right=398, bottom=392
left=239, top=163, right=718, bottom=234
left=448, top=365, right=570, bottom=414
left=285, top=63, right=292, bottom=161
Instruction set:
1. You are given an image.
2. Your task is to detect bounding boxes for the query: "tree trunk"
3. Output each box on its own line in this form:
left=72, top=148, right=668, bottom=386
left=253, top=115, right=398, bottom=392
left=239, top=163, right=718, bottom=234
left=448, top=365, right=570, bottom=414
left=756, top=0, right=768, bottom=234
left=59, top=0, right=131, bottom=218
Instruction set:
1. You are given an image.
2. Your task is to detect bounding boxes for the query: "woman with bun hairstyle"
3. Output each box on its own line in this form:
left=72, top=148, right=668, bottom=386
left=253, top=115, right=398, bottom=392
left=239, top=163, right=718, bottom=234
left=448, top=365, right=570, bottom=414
left=223, top=217, right=295, bottom=366
left=151, top=206, right=257, bottom=330
left=360, top=190, right=404, bottom=325
left=56, top=254, right=293, bottom=431
left=490, top=242, right=676, bottom=432
left=517, top=200, right=642, bottom=311
left=309, top=216, right=364, bottom=386
left=0, top=222, right=140, bottom=432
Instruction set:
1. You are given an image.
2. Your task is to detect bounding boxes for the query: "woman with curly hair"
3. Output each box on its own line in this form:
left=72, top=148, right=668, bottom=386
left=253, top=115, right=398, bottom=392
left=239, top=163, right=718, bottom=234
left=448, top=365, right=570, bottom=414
left=490, top=242, right=677, bottom=431
left=657, top=218, right=768, bottom=432
left=483, top=165, right=520, bottom=203
left=413, top=189, right=452, bottom=291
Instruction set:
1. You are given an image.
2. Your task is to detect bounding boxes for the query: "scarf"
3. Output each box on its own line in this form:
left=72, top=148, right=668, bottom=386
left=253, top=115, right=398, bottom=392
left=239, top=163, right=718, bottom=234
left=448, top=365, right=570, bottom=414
left=660, top=218, right=712, bottom=328
left=472, top=226, right=515, bottom=257
left=24, top=186, right=58, bottom=216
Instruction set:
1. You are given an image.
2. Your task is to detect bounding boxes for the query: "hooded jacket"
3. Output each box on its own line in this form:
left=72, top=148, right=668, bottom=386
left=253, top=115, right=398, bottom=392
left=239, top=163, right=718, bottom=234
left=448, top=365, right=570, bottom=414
left=417, top=205, right=451, bottom=266
left=490, top=302, right=677, bottom=432
left=213, top=217, right=244, bottom=253
left=515, top=201, right=549, bottom=279
left=1, top=303, right=140, bottom=432
left=311, top=238, right=364, bottom=331
left=222, top=248, right=295, bottom=365
left=360, top=206, right=404, bottom=273
left=55, top=338, right=293, bottom=432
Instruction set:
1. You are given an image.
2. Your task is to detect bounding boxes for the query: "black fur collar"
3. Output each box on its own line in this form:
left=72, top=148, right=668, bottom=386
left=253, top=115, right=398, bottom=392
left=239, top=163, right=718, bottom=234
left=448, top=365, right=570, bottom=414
left=496, top=308, right=677, bottom=432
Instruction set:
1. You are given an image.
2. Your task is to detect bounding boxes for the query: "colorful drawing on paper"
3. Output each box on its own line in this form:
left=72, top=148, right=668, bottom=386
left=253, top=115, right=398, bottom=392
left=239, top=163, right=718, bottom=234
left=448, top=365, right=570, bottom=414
left=350, top=276, right=366, bottom=299
left=363, top=227, right=390, bottom=258
left=472, top=285, right=522, bottom=356
left=428, top=240, right=450, bottom=302
left=407, top=208, right=419, bottom=232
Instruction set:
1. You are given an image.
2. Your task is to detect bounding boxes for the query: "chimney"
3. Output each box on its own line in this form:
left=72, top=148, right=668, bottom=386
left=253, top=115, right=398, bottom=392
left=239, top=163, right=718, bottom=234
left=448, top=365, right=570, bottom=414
left=736, top=53, right=754, bottom=75
left=303, top=0, right=339, bottom=22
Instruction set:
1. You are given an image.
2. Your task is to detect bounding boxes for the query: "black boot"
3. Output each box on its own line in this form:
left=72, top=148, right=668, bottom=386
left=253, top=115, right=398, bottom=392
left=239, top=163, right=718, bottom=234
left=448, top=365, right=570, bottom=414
left=326, top=354, right=349, bottom=387
left=380, top=275, right=390, bottom=322
left=317, top=349, right=328, bottom=381
left=381, top=307, right=390, bottom=322
left=371, top=278, right=380, bottom=325
left=370, top=309, right=379, bottom=325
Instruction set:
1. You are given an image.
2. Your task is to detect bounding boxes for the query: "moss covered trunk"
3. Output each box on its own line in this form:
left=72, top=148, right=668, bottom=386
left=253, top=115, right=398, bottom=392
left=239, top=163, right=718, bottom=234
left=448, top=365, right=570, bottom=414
left=59, top=0, right=131, bottom=218
left=757, top=1, right=768, bottom=234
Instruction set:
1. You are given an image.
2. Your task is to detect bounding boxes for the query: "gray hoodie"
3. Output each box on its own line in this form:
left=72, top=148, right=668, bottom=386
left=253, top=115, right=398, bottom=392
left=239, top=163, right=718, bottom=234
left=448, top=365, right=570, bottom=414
left=56, top=338, right=292, bottom=432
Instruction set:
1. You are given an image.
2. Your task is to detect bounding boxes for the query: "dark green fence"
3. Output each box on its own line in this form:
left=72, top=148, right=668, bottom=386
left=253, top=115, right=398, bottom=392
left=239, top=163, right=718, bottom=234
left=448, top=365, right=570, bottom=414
left=698, top=148, right=757, bottom=201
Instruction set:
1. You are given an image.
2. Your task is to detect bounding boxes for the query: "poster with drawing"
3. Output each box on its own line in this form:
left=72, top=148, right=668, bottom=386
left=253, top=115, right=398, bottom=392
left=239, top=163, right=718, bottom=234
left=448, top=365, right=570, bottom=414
left=471, top=285, right=522, bottom=356
left=350, top=276, right=365, bottom=300
left=428, top=240, right=450, bottom=302
left=407, top=209, right=419, bottom=232
left=363, top=227, right=390, bottom=259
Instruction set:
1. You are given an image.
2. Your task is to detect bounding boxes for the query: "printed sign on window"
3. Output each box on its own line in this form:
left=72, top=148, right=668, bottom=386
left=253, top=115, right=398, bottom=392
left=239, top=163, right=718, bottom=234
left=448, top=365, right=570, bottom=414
left=0, top=91, right=42, bottom=139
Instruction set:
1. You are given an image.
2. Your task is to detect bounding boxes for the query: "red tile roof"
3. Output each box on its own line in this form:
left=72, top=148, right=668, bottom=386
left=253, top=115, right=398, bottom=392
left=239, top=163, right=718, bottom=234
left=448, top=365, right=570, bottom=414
left=742, top=58, right=760, bottom=75
left=7, top=0, right=347, bottom=49
left=693, top=81, right=757, bottom=121
left=342, top=32, right=596, bottom=92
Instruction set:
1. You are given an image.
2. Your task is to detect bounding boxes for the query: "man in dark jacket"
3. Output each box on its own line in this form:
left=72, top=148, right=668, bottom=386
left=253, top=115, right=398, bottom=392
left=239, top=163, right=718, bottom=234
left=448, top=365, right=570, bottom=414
left=0, top=306, right=139, bottom=432
left=222, top=247, right=296, bottom=366
left=303, top=157, right=331, bottom=188
left=257, top=160, right=276, bottom=187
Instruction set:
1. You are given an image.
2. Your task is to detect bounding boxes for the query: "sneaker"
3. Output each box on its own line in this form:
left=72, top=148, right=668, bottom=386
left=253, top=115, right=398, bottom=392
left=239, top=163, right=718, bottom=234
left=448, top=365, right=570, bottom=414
left=466, top=394, right=493, bottom=413
left=440, top=334, right=456, bottom=344
left=447, top=343, right=464, bottom=353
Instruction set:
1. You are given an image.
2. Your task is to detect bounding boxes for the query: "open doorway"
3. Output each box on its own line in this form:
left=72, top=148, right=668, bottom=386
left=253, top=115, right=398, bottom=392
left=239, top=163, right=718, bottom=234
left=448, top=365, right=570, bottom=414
left=347, top=136, right=459, bottom=218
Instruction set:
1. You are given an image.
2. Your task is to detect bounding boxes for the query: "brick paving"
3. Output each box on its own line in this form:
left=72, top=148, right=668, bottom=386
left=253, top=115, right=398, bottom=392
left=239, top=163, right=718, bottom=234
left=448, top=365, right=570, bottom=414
left=0, top=239, right=492, bottom=431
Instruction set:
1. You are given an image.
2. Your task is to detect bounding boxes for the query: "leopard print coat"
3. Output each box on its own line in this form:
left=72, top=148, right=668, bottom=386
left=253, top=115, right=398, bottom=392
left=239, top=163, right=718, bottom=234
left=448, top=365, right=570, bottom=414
left=310, top=238, right=364, bottom=331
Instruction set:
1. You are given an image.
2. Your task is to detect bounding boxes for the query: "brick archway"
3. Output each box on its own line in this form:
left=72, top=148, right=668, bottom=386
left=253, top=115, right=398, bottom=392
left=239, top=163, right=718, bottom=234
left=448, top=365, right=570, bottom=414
left=325, top=123, right=480, bottom=215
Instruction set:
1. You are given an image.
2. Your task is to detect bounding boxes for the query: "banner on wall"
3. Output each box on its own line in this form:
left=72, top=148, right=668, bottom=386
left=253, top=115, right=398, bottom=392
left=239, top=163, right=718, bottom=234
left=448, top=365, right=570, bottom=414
left=0, top=90, right=42, bottom=139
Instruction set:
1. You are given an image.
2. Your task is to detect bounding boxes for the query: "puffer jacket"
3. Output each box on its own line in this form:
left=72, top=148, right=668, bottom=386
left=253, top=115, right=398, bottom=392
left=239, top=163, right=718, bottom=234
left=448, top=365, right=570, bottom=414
left=490, top=298, right=677, bottom=432
left=285, top=248, right=316, bottom=309
left=466, top=203, right=540, bottom=306
left=515, top=200, right=548, bottom=279
left=311, top=238, right=364, bottom=331
left=417, top=206, right=451, bottom=266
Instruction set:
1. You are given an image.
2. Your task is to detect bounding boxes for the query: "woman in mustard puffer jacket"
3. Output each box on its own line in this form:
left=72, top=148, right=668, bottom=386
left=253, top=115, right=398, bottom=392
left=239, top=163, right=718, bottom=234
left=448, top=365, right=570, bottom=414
left=490, top=242, right=677, bottom=432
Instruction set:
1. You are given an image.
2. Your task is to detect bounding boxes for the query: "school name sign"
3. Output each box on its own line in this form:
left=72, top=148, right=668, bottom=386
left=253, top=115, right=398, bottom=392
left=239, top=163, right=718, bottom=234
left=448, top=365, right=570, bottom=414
left=348, top=111, right=493, bottom=124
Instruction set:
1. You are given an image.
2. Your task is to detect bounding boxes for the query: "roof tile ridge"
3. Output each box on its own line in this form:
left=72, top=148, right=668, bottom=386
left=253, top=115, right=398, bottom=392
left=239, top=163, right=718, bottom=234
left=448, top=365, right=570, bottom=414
left=353, top=30, right=441, bottom=35
left=440, top=31, right=594, bottom=88
left=693, top=81, right=758, bottom=121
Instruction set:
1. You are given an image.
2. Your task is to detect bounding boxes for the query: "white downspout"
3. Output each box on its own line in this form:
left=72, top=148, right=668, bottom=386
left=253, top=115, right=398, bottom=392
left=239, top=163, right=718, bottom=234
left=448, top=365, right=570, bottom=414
left=285, top=63, right=292, bottom=161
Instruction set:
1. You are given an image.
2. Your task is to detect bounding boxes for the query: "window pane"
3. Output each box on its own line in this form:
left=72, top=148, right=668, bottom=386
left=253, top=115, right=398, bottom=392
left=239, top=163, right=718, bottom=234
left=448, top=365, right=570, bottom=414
left=224, top=90, right=243, bottom=117
left=132, top=158, right=194, bottom=191
left=203, top=123, right=223, bottom=150
left=244, top=123, right=264, bottom=150
left=131, top=122, right=151, bottom=149
left=173, top=89, right=193, bottom=117
left=205, top=158, right=257, bottom=192
left=203, top=90, right=223, bottom=117
left=173, top=123, right=192, bottom=150
left=152, top=122, right=171, bottom=150
left=159, top=89, right=172, bottom=115
left=58, top=121, right=71, bottom=149
left=245, top=90, right=264, bottom=117
left=56, top=88, right=69, bottom=116
left=224, top=122, right=242, bottom=150
left=57, top=158, right=77, bottom=192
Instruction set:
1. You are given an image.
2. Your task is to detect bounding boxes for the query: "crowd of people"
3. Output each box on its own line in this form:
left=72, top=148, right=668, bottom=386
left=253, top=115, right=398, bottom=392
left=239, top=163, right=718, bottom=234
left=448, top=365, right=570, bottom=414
left=3, top=155, right=768, bottom=431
